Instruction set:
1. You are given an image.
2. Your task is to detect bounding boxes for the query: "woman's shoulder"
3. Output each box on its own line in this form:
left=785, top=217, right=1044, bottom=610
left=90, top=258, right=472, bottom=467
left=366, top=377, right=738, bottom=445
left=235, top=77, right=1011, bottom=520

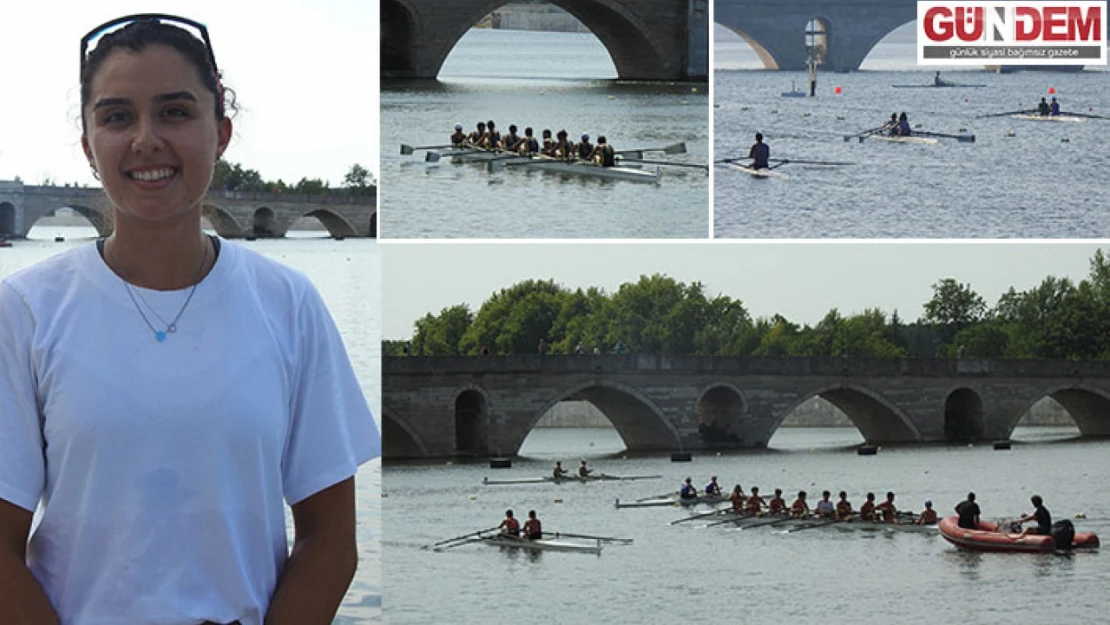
left=222, top=240, right=317, bottom=297
left=1, top=245, right=92, bottom=301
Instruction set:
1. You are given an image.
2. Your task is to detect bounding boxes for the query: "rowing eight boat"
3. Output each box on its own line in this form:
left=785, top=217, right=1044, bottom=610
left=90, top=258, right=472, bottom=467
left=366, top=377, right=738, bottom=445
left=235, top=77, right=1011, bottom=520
left=483, top=474, right=663, bottom=486
left=442, top=147, right=662, bottom=183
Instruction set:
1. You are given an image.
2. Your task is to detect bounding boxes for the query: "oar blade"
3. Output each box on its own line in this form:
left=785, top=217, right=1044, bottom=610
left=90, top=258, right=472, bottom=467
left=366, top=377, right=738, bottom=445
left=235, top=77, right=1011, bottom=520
left=425, top=151, right=442, bottom=163
left=487, top=159, right=505, bottom=173
left=401, top=144, right=415, bottom=155
left=958, top=134, right=976, bottom=143
left=661, top=142, right=687, bottom=155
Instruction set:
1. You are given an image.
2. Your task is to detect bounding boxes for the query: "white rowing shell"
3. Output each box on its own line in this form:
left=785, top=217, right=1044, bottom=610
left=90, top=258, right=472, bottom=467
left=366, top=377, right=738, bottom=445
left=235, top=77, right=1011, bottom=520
left=867, top=135, right=939, bottom=145
left=727, top=163, right=789, bottom=179
left=1012, top=114, right=1086, bottom=123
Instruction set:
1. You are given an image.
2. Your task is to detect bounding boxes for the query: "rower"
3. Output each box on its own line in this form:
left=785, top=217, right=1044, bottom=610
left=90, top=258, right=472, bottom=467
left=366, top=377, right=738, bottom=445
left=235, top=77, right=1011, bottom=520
left=468, top=121, right=486, bottom=147
left=883, top=113, right=898, bottom=135
left=590, top=136, right=616, bottom=167
left=450, top=123, right=467, bottom=147
left=814, top=490, right=835, bottom=518
left=859, top=492, right=877, bottom=521
left=1037, top=97, right=1050, bottom=116
left=578, top=460, right=592, bottom=478
left=874, top=491, right=899, bottom=523
left=934, top=71, right=947, bottom=87
left=575, top=133, right=594, bottom=160
left=748, top=132, right=770, bottom=169
left=955, top=492, right=980, bottom=529
left=1050, top=97, right=1060, bottom=116
left=1016, top=494, right=1051, bottom=536
left=835, top=491, right=853, bottom=519
left=916, top=500, right=938, bottom=525
left=679, top=477, right=698, bottom=500
left=705, top=476, right=722, bottom=497
left=897, top=112, right=911, bottom=136
left=745, top=486, right=765, bottom=513
left=523, top=510, right=543, bottom=540
left=499, top=509, right=521, bottom=537
left=541, top=129, right=556, bottom=155
left=502, top=124, right=521, bottom=151
left=518, top=127, right=540, bottom=155
left=553, top=129, right=572, bottom=159
left=790, top=490, right=810, bottom=517
left=553, top=461, right=569, bottom=480
left=483, top=120, right=501, bottom=150
left=729, top=485, right=747, bottom=512
left=767, top=488, right=786, bottom=515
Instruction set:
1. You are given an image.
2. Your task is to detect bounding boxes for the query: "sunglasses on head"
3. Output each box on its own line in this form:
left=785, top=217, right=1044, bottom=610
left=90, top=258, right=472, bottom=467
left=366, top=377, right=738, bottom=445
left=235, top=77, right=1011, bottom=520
left=80, top=13, right=219, bottom=78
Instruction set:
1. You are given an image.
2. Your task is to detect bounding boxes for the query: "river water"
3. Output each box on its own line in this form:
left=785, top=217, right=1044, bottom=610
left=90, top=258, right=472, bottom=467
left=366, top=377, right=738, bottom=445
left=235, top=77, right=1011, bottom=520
left=382, top=426, right=1108, bottom=624
left=0, top=226, right=382, bottom=623
left=714, top=27, right=1110, bottom=238
left=381, top=29, right=709, bottom=239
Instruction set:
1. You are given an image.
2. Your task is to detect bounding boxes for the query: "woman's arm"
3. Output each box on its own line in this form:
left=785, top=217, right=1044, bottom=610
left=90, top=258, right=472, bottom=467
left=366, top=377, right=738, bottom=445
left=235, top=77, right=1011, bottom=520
left=265, top=478, right=358, bottom=625
left=0, top=498, right=59, bottom=625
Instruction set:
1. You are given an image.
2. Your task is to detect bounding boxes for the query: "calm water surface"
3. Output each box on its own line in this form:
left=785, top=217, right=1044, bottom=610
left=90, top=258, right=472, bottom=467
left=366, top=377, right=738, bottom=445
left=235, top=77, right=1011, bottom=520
left=381, top=29, right=709, bottom=239
left=1, top=227, right=381, bottom=623
left=714, top=27, right=1110, bottom=238
left=383, top=427, right=1108, bottom=624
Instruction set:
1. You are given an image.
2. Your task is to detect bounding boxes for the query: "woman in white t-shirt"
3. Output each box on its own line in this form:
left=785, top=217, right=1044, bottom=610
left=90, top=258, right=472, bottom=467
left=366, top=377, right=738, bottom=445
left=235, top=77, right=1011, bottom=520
left=0, top=15, right=380, bottom=625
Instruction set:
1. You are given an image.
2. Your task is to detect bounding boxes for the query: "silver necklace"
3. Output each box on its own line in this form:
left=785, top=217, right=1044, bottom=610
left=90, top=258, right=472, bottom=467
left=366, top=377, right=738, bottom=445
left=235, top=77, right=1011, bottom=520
left=109, top=239, right=209, bottom=343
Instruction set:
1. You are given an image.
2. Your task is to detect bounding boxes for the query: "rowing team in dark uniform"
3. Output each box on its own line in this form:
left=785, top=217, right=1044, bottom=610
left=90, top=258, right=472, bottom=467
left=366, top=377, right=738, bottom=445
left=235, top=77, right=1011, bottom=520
left=882, top=112, right=913, bottom=136
left=722, top=485, right=938, bottom=525
left=1036, top=97, right=1061, bottom=116
left=450, top=120, right=617, bottom=167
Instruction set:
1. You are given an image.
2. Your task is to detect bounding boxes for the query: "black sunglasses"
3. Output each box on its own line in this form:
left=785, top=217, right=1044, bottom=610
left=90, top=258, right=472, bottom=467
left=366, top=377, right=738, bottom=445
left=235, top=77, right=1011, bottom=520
left=80, top=13, right=219, bottom=78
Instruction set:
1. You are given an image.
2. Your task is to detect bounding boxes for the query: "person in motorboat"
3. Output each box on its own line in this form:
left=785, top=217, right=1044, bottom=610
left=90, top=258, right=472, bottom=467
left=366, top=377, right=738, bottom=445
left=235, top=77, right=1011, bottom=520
left=748, top=132, right=770, bottom=169
left=501, top=124, right=521, bottom=151
left=916, top=500, right=938, bottom=525
left=1050, top=97, right=1060, bottom=116
left=835, top=491, right=854, bottom=519
left=883, top=113, right=898, bottom=135
left=745, top=486, right=765, bottom=513
left=790, top=491, right=810, bottom=517
left=575, top=133, right=594, bottom=160
left=814, top=490, right=835, bottom=518
left=450, top=123, right=467, bottom=147
left=896, top=112, right=911, bottom=136
left=1037, top=97, right=1051, bottom=116
left=875, top=491, right=899, bottom=523
left=499, top=509, right=521, bottom=538
left=1015, top=495, right=1052, bottom=536
left=859, top=492, right=877, bottom=521
left=729, top=485, right=747, bottom=512
left=553, top=461, right=570, bottom=480
left=704, top=476, right=722, bottom=497
left=517, top=127, right=539, bottom=155
left=523, top=510, right=543, bottom=540
left=578, top=460, right=592, bottom=478
left=679, top=477, right=699, bottom=500
left=467, top=121, right=486, bottom=146
left=955, top=492, right=981, bottom=529
left=767, top=488, right=787, bottom=515
left=590, top=136, right=616, bottom=167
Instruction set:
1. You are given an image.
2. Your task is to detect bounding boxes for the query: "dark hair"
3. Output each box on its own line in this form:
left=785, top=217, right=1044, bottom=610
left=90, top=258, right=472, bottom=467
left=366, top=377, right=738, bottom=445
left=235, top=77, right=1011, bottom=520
left=81, top=19, right=229, bottom=134
left=505, top=509, right=514, bottom=517
left=1031, top=495, right=1043, bottom=506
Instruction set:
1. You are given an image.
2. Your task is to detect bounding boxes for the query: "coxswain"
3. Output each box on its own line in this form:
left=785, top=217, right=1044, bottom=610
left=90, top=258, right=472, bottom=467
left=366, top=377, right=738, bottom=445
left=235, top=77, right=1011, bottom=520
left=748, top=132, right=770, bottom=169
left=745, top=486, right=765, bottom=513
left=502, top=124, right=521, bottom=151
left=897, top=112, right=911, bottom=136
left=578, top=460, right=592, bottom=478
left=1050, top=97, right=1060, bottom=116
left=541, top=129, right=556, bottom=155
left=590, top=136, right=616, bottom=167
left=468, top=121, right=486, bottom=146
left=729, top=485, right=747, bottom=513
left=575, top=133, right=594, bottom=160
left=523, top=510, right=543, bottom=540
left=814, top=490, right=835, bottom=518
left=1037, top=97, right=1050, bottom=116
left=767, top=488, right=786, bottom=515
left=835, top=491, right=853, bottom=520
left=955, top=492, right=980, bottom=529
left=1016, top=494, right=1052, bottom=536
left=499, top=509, right=521, bottom=537
left=553, top=461, right=569, bottom=480
left=859, top=492, right=877, bottom=521
left=679, top=477, right=698, bottom=500
left=874, top=491, right=899, bottom=523
left=704, top=476, right=723, bottom=497
left=790, top=491, right=810, bottom=517
left=450, top=123, right=467, bottom=147
left=916, top=500, right=938, bottom=525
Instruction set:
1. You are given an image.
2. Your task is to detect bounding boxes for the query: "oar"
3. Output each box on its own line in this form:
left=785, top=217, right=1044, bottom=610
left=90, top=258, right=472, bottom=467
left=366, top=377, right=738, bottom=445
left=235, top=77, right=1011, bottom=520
left=616, top=158, right=708, bottom=171
left=741, top=515, right=796, bottom=530
left=550, top=531, right=633, bottom=544
left=705, top=512, right=758, bottom=528
left=843, top=126, right=885, bottom=142
left=975, top=109, right=1034, bottom=119
left=637, top=491, right=678, bottom=502
left=426, top=527, right=500, bottom=550
left=401, top=143, right=456, bottom=155
left=425, top=149, right=483, bottom=163
left=670, top=506, right=734, bottom=525
left=914, top=131, right=976, bottom=143
left=768, top=158, right=853, bottom=166
left=614, top=142, right=687, bottom=159
left=432, top=537, right=487, bottom=552
left=1060, top=110, right=1110, bottom=120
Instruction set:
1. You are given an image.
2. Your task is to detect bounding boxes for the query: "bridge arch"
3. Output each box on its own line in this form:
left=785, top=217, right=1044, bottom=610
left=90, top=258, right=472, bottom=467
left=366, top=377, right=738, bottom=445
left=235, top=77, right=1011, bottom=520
left=0, top=202, right=14, bottom=236
left=1014, top=385, right=1110, bottom=438
left=454, top=386, right=493, bottom=455
left=382, top=0, right=417, bottom=76
left=528, top=378, right=680, bottom=453
left=695, top=383, right=750, bottom=446
left=780, top=384, right=921, bottom=443
left=381, top=405, right=430, bottom=459
left=300, top=208, right=359, bottom=238
left=945, top=387, right=985, bottom=441
left=252, top=207, right=276, bottom=237
left=202, top=204, right=245, bottom=236
left=719, top=25, right=779, bottom=69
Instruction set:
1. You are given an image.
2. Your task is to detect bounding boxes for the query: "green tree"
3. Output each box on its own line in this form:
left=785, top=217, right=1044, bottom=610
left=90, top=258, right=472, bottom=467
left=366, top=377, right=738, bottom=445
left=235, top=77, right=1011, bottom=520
left=342, top=164, right=377, bottom=195
left=411, top=304, right=473, bottom=355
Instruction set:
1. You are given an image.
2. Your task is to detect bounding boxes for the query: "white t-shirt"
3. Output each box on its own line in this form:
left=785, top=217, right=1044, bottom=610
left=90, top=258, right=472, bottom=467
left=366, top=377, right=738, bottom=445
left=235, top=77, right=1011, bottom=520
left=0, top=240, right=380, bottom=625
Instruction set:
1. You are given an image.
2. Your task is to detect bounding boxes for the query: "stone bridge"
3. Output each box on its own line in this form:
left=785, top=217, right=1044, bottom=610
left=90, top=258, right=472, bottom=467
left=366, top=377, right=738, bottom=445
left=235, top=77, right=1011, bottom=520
left=382, top=0, right=709, bottom=80
left=716, top=0, right=916, bottom=71
left=382, top=355, right=1110, bottom=459
left=0, top=181, right=376, bottom=239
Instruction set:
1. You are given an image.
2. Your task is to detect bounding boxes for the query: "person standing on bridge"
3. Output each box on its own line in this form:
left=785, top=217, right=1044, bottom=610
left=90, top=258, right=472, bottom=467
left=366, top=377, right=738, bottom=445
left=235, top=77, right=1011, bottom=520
left=0, top=15, right=379, bottom=625
left=748, top=132, right=770, bottom=170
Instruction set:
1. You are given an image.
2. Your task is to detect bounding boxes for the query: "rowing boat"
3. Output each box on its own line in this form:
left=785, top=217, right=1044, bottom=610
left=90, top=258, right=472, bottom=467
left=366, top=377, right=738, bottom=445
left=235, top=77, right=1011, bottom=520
left=479, top=535, right=603, bottom=554
left=616, top=494, right=728, bottom=509
left=726, top=163, right=789, bottom=179
left=483, top=474, right=662, bottom=486
left=442, top=147, right=662, bottom=183
left=892, top=83, right=985, bottom=89
left=865, top=135, right=939, bottom=145
left=1011, top=114, right=1086, bottom=123
left=718, top=513, right=940, bottom=534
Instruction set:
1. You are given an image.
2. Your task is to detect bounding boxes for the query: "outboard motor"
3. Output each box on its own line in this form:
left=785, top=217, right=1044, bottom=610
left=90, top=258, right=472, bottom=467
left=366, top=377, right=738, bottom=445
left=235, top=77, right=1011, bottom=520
left=1051, top=519, right=1076, bottom=549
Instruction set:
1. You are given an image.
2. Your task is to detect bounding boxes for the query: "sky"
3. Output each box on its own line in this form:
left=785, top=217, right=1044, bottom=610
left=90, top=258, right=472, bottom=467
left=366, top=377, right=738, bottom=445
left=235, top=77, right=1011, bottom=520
left=0, top=0, right=379, bottom=187
left=381, top=241, right=1110, bottom=339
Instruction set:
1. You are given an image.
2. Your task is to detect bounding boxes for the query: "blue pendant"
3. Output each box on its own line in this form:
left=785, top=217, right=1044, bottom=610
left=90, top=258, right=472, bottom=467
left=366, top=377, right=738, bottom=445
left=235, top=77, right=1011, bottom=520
left=155, top=330, right=167, bottom=342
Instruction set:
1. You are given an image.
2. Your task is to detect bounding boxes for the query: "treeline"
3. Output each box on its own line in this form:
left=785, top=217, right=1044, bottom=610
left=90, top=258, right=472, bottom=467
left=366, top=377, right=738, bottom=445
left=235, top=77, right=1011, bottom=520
left=383, top=251, right=1110, bottom=361
left=211, top=160, right=376, bottom=196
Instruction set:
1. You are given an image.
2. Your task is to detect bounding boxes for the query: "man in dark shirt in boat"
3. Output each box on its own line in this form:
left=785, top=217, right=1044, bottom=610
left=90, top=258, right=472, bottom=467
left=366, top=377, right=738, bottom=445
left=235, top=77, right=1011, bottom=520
left=575, top=134, right=594, bottom=161
left=480, top=120, right=501, bottom=150
left=836, top=491, right=853, bottom=519
left=956, top=492, right=981, bottom=529
left=748, top=132, right=770, bottom=170
left=1016, top=495, right=1052, bottom=535
left=705, top=476, right=722, bottom=497
left=450, top=124, right=467, bottom=147
left=1050, top=97, right=1061, bottom=116
left=882, top=113, right=898, bottom=135
left=896, top=113, right=911, bottom=136
left=680, top=478, right=698, bottom=500
left=502, top=124, right=521, bottom=152
left=767, top=488, right=787, bottom=515
left=553, top=461, right=569, bottom=480
left=541, top=129, right=556, bottom=155
left=553, top=130, right=572, bottom=159
left=934, top=71, right=950, bottom=87
left=859, top=492, right=877, bottom=521
left=517, top=127, right=540, bottom=155
left=1037, top=97, right=1051, bottom=116
left=523, top=510, right=542, bottom=540
left=590, top=136, right=616, bottom=167
left=499, top=509, right=521, bottom=537
left=467, top=121, right=486, bottom=146
left=874, top=491, right=899, bottom=523
left=578, top=460, right=592, bottom=478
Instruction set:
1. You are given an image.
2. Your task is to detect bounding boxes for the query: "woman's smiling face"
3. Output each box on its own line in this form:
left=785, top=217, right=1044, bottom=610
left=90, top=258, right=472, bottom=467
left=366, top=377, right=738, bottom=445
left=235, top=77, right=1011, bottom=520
left=82, top=44, right=231, bottom=224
